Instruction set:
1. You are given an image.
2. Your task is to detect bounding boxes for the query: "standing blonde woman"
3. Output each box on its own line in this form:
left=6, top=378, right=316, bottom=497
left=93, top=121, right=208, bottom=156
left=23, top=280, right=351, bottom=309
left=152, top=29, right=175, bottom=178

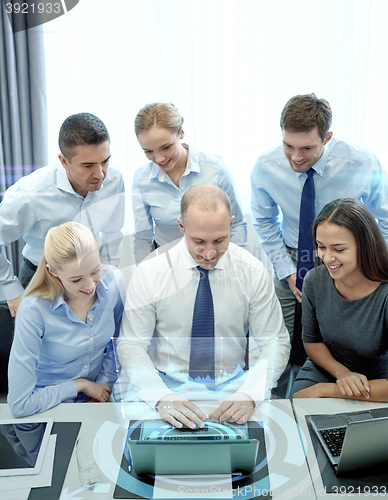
left=8, top=222, right=124, bottom=417
left=132, top=102, right=247, bottom=263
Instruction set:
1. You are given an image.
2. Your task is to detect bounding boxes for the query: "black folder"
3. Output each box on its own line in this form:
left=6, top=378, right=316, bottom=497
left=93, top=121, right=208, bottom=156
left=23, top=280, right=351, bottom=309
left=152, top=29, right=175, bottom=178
left=28, top=421, right=81, bottom=500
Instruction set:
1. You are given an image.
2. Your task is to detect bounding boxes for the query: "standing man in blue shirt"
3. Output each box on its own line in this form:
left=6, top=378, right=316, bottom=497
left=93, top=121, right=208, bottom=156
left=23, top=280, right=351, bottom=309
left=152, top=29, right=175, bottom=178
left=251, top=93, right=388, bottom=340
left=0, top=112, right=125, bottom=317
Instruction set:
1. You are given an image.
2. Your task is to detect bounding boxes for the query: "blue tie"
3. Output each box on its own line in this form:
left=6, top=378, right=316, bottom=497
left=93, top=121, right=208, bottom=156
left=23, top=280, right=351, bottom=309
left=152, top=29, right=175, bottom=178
left=189, top=266, right=215, bottom=383
left=296, top=169, right=315, bottom=291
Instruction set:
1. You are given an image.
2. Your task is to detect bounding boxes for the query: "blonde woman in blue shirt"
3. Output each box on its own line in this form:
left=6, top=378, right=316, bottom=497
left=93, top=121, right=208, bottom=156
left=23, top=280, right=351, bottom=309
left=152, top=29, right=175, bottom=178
left=132, top=102, right=247, bottom=263
left=8, top=222, right=124, bottom=418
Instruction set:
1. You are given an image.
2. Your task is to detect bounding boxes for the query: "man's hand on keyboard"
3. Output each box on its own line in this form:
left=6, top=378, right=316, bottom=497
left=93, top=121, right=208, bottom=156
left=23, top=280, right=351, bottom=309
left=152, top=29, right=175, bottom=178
left=209, top=393, right=255, bottom=424
left=156, top=395, right=206, bottom=429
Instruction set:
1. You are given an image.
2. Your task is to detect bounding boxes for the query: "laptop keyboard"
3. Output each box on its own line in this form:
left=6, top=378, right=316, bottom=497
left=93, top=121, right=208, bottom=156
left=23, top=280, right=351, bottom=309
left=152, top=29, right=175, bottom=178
left=319, top=427, right=346, bottom=457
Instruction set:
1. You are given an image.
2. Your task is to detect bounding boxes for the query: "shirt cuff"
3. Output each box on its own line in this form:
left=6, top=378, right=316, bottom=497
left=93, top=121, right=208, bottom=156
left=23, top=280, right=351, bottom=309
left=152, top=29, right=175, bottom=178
left=96, top=373, right=117, bottom=388
left=138, top=389, right=176, bottom=410
left=1, top=278, right=25, bottom=301
left=63, top=380, right=79, bottom=401
left=238, top=385, right=270, bottom=407
left=273, top=258, right=296, bottom=281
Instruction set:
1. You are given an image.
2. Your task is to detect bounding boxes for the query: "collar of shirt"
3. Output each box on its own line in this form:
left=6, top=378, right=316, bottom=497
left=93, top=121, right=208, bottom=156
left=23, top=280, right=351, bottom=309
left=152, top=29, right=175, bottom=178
left=296, top=141, right=331, bottom=179
left=56, top=163, right=78, bottom=195
left=51, top=277, right=108, bottom=312
left=56, top=163, right=105, bottom=200
left=146, top=144, right=200, bottom=183
left=180, top=237, right=228, bottom=272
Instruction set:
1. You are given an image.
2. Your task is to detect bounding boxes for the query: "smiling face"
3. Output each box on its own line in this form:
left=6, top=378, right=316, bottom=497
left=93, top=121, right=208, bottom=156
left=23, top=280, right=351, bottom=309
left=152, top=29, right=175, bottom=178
left=177, top=204, right=234, bottom=269
left=282, top=126, right=332, bottom=173
left=59, top=141, right=111, bottom=198
left=315, top=221, right=364, bottom=285
left=137, top=126, right=187, bottom=175
left=49, top=250, right=102, bottom=304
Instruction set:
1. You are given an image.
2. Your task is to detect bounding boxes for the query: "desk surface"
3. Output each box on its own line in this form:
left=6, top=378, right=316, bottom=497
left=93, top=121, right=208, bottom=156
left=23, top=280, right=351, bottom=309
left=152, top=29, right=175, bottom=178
left=292, top=398, right=388, bottom=498
left=0, top=399, right=313, bottom=500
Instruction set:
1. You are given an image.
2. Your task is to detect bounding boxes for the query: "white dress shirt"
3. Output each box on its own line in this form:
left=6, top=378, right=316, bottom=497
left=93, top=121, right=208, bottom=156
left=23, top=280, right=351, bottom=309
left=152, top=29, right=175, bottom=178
left=118, top=239, right=290, bottom=407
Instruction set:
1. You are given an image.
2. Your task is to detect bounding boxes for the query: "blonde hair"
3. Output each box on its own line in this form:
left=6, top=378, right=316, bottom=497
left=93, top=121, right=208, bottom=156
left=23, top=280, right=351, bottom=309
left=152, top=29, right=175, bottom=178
left=134, top=102, right=183, bottom=136
left=23, top=222, right=99, bottom=301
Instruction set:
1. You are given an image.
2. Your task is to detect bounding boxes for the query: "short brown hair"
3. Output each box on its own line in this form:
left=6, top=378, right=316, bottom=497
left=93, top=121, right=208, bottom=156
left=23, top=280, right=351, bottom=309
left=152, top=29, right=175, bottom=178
left=313, top=198, right=388, bottom=282
left=280, top=93, right=332, bottom=141
left=134, top=103, right=183, bottom=136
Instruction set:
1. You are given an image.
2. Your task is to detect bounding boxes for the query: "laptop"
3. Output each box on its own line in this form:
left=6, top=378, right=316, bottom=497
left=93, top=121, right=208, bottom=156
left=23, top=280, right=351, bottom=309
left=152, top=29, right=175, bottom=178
left=307, top=407, right=388, bottom=476
left=127, top=419, right=260, bottom=475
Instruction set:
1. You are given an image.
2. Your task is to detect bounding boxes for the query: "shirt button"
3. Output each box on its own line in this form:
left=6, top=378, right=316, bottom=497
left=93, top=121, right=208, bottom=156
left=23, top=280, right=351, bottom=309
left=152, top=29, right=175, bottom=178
left=84, top=365, right=88, bottom=369
left=88, top=317, right=93, bottom=322
left=89, top=337, right=93, bottom=342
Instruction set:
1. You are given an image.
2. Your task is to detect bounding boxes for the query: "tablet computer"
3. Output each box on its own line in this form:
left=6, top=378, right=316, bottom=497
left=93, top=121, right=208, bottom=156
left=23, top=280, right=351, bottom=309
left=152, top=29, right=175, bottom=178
left=127, top=419, right=260, bottom=475
left=0, top=418, right=53, bottom=476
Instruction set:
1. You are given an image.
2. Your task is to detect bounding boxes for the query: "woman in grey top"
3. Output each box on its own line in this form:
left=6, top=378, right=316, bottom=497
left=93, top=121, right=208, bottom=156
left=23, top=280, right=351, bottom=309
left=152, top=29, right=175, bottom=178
left=292, top=198, right=388, bottom=402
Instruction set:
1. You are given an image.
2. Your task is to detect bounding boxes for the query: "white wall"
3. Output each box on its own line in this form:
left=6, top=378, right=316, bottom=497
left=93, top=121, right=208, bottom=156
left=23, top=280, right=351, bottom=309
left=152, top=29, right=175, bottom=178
left=42, top=0, right=388, bottom=240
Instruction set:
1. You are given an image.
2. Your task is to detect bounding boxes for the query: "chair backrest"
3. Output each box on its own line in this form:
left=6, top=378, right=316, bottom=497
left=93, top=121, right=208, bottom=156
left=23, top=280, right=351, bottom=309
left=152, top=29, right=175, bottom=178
left=0, top=304, right=14, bottom=395
left=290, top=301, right=307, bottom=366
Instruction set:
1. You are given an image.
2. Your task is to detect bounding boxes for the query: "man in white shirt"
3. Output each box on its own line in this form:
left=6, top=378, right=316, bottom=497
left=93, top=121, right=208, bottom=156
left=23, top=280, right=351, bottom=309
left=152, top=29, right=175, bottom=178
left=0, top=112, right=125, bottom=317
left=118, top=184, right=290, bottom=428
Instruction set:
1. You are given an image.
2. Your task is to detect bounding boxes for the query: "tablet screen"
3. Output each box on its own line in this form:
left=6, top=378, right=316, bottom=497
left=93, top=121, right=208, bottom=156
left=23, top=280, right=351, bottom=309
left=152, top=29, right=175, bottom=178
left=0, top=418, right=53, bottom=476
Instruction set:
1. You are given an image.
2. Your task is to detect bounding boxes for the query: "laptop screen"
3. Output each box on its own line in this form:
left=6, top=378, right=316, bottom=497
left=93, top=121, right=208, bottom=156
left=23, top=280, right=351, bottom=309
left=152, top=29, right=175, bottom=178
left=139, top=420, right=249, bottom=441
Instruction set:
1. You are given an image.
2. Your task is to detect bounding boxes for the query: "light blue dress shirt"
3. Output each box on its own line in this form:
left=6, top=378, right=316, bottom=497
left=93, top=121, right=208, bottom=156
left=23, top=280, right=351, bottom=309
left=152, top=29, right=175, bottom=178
left=251, top=138, right=388, bottom=281
left=0, top=164, right=125, bottom=301
left=132, top=145, right=247, bottom=263
left=7, top=269, right=124, bottom=418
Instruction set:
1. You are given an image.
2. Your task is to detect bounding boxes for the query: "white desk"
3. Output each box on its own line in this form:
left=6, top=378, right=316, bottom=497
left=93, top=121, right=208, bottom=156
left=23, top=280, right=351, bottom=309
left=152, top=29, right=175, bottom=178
left=292, top=398, right=388, bottom=498
left=0, top=400, right=314, bottom=500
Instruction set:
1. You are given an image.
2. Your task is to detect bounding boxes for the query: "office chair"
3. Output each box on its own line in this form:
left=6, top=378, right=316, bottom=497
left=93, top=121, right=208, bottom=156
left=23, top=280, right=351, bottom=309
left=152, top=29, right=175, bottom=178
left=285, top=301, right=307, bottom=399
left=0, top=303, right=14, bottom=395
